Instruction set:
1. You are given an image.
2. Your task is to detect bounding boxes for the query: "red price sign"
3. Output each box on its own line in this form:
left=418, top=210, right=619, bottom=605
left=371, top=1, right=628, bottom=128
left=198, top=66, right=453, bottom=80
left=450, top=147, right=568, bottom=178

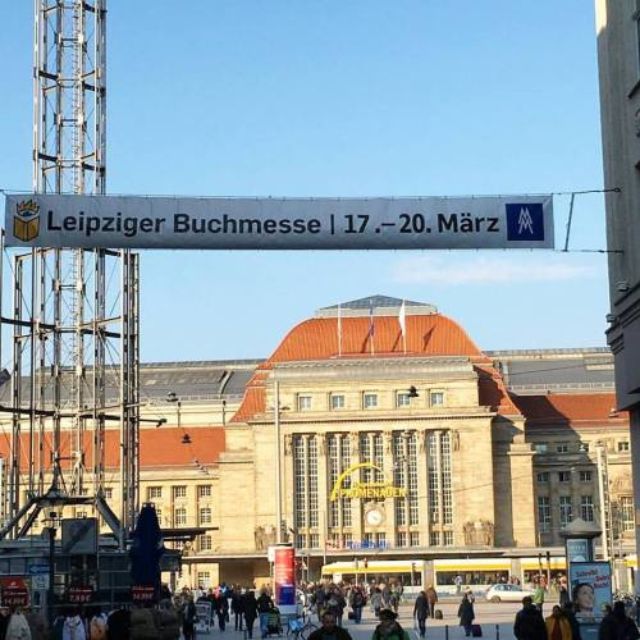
left=0, top=578, right=29, bottom=608
left=131, top=586, right=155, bottom=602
left=68, top=587, right=93, bottom=604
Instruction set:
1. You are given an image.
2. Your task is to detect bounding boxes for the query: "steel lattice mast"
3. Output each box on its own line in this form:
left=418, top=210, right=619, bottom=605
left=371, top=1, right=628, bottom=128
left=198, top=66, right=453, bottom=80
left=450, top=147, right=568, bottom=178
left=0, top=0, right=139, bottom=548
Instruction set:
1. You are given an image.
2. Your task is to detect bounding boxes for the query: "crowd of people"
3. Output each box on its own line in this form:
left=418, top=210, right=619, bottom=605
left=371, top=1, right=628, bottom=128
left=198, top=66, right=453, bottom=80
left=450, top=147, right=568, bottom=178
left=0, top=577, right=639, bottom=640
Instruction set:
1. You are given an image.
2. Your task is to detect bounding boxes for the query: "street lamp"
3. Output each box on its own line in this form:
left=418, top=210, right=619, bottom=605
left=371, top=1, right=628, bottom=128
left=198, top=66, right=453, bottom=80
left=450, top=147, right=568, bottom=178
left=167, top=392, right=191, bottom=444
left=43, top=510, right=61, bottom=630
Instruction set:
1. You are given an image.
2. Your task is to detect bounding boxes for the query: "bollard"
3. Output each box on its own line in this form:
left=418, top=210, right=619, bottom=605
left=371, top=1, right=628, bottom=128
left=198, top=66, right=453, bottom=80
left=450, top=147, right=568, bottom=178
left=445, top=625, right=449, bottom=640
left=496, top=624, right=500, bottom=640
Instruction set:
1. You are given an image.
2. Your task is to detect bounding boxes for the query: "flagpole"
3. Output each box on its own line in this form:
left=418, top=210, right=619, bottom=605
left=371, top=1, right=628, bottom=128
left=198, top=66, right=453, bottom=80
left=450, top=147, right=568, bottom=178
left=337, top=304, right=342, bottom=357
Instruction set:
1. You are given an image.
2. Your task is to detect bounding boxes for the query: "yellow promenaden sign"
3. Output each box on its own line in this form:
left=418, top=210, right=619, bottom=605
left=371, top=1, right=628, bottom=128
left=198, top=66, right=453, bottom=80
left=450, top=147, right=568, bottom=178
left=329, top=462, right=407, bottom=502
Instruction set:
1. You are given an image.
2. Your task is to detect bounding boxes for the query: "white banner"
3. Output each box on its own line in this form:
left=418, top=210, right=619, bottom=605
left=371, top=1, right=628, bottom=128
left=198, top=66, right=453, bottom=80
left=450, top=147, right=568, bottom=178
left=4, top=194, right=554, bottom=250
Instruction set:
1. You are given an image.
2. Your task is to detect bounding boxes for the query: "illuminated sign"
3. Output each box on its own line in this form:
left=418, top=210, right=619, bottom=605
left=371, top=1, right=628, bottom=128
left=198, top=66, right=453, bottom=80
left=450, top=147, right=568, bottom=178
left=329, top=462, right=407, bottom=501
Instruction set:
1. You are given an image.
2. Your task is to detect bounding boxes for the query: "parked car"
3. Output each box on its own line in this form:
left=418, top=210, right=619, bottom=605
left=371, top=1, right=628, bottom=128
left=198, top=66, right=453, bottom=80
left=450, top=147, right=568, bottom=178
left=485, top=584, right=534, bottom=603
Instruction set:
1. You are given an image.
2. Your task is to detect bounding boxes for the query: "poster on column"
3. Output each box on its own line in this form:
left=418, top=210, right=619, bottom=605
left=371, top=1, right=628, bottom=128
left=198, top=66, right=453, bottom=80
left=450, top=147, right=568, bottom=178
left=569, top=562, right=612, bottom=622
left=274, top=545, right=296, bottom=615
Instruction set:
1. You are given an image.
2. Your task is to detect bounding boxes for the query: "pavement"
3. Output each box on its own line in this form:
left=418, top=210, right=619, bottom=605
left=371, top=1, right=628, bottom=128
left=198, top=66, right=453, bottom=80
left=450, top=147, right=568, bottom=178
left=193, top=601, right=524, bottom=640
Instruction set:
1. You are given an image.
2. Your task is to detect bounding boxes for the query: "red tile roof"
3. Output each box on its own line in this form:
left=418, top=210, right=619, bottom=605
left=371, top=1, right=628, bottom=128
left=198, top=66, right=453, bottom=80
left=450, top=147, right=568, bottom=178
left=262, top=315, right=482, bottom=364
left=510, top=392, right=629, bottom=426
left=0, top=427, right=225, bottom=471
left=232, top=313, right=521, bottom=422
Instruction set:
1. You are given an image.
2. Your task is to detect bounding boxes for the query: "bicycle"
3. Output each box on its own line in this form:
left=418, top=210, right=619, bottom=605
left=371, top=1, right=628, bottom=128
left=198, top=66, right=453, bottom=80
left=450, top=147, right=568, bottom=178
left=287, top=617, right=318, bottom=640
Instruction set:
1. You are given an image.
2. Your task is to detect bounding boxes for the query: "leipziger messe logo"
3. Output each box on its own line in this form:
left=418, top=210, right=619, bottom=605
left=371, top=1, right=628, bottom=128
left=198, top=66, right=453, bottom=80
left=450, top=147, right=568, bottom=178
left=505, top=202, right=544, bottom=241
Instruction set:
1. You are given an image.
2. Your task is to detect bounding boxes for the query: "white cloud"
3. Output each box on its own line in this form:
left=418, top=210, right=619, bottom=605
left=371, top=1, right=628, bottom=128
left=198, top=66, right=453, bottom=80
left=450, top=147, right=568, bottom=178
left=390, top=254, right=599, bottom=285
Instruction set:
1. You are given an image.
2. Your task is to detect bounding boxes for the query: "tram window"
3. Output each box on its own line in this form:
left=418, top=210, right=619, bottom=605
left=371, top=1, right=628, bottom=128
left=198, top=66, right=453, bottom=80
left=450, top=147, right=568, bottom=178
left=435, top=570, right=509, bottom=586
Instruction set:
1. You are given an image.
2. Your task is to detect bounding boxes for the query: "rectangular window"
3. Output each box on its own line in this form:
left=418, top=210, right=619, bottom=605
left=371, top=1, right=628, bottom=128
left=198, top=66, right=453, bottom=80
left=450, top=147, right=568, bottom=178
left=537, top=472, right=549, bottom=483
left=155, top=508, right=163, bottom=525
left=443, top=531, right=454, bottom=546
left=581, top=496, right=595, bottom=522
left=197, top=572, right=211, bottom=589
left=430, top=391, right=444, bottom=407
left=580, top=471, right=592, bottom=483
left=172, top=486, right=187, bottom=499
left=104, top=487, right=113, bottom=499
left=535, top=443, right=548, bottom=454
left=618, top=441, right=630, bottom=452
left=396, top=392, right=411, bottom=407
left=558, top=471, right=571, bottom=483
left=199, top=507, right=212, bottom=525
left=330, top=394, right=345, bottom=410
left=148, top=486, right=162, bottom=500
left=556, top=442, right=569, bottom=453
left=620, top=496, right=635, bottom=532
left=198, top=485, right=212, bottom=498
left=397, top=532, right=407, bottom=547
left=297, top=395, right=312, bottom=411
left=537, top=496, right=551, bottom=532
left=429, top=532, right=440, bottom=546
left=363, top=393, right=378, bottom=409
left=199, top=535, right=212, bottom=551
left=174, top=507, right=187, bottom=526
left=560, top=496, right=573, bottom=528
left=310, top=534, right=320, bottom=549
left=293, top=436, right=319, bottom=534
left=579, top=442, right=590, bottom=453
left=410, top=532, right=420, bottom=547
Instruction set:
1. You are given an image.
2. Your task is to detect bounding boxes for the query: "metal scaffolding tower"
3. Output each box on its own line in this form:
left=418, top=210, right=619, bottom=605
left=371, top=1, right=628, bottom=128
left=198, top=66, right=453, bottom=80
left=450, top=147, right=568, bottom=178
left=0, top=0, right=139, bottom=548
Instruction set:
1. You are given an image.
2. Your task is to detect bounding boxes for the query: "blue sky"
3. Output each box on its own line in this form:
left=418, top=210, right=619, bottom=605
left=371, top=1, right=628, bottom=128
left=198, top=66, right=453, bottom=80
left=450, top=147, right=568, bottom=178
left=0, top=2, right=609, bottom=361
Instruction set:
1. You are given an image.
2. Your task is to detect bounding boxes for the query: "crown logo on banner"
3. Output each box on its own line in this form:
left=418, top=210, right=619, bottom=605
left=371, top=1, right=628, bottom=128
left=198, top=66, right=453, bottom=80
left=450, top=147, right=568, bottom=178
left=14, top=199, right=41, bottom=242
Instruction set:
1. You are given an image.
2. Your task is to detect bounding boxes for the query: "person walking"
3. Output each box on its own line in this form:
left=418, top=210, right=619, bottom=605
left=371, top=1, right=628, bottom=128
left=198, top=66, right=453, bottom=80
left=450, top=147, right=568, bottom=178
left=413, top=591, right=429, bottom=639
left=514, top=596, right=547, bottom=640
left=371, top=609, right=411, bottom=640
left=181, top=596, right=197, bottom=640
left=349, top=586, right=365, bottom=624
left=256, top=588, right=274, bottom=639
left=216, top=590, right=230, bottom=632
left=244, top=590, right=259, bottom=639
left=232, top=588, right=245, bottom=631
left=458, top=592, right=475, bottom=638
left=308, top=611, right=353, bottom=640
left=545, top=606, right=572, bottom=640
left=599, top=601, right=639, bottom=640
left=425, top=585, right=438, bottom=618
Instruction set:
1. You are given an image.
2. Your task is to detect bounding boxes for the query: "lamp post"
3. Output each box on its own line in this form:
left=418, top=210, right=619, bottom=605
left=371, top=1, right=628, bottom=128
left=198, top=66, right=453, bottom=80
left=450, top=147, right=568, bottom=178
left=43, top=510, right=60, bottom=630
left=167, top=392, right=182, bottom=430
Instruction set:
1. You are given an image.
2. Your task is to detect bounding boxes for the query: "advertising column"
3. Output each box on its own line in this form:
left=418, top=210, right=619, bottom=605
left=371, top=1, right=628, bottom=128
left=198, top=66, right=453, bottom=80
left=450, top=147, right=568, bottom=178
left=274, top=545, right=296, bottom=616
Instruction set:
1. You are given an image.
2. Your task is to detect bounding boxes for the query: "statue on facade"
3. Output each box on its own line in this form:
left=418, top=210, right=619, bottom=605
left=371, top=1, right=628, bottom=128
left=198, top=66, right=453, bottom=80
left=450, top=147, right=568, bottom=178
left=462, top=520, right=494, bottom=546
left=254, top=526, right=266, bottom=550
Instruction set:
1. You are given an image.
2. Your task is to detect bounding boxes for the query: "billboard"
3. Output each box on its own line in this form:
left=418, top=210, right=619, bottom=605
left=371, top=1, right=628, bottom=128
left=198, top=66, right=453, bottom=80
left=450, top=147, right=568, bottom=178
left=4, top=194, right=554, bottom=250
left=569, top=561, right=612, bottom=622
left=273, top=545, right=296, bottom=615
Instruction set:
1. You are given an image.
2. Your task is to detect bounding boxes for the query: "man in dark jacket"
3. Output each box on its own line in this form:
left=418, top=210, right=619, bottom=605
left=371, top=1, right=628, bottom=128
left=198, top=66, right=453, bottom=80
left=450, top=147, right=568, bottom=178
left=514, top=596, right=547, bottom=640
left=308, top=610, right=353, bottom=640
left=257, top=589, right=274, bottom=638
left=243, top=591, right=259, bottom=639
left=413, top=591, right=429, bottom=638
left=599, top=601, right=639, bottom=640
left=232, top=589, right=245, bottom=631
left=425, top=585, right=438, bottom=618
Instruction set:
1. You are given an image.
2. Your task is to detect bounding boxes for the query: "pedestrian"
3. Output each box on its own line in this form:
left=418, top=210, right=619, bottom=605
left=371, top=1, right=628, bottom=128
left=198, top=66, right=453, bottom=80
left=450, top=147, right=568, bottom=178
left=216, top=590, right=230, bottom=631
left=232, top=587, right=245, bottom=631
left=244, top=590, right=259, bottom=639
left=561, top=603, right=581, bottom=640
left=533, top=579, right=546, bottom=617
left=257, top=588, right=274, bottom=639
left=371, top=609, right=411, bottom=640
left=599, top=601, right=639, bottom=640
left=349, top=586, right=365, bottom=624
left=62, top=609, right=86, bottom=640
left=425, top=585, right=438, bottom=618
left=545, top=605, right=572, bottom=640
left=458, top=592, right=475, bottom=638
left=413, top=591, right=428, bottom=639
left=371, top=588, right=383, bottom=619
left=308, top=611, right=353, bottom=640
left=514, top=596, right=547, bottom=640
left=182, top=595, right=197, bottom=640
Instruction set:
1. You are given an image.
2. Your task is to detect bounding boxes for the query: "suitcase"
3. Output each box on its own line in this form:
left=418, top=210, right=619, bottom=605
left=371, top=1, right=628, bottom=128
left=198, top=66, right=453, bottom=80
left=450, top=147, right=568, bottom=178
left=472, top=624, right=482, bottom=637
left=434, top=610, right=443, bottom=620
